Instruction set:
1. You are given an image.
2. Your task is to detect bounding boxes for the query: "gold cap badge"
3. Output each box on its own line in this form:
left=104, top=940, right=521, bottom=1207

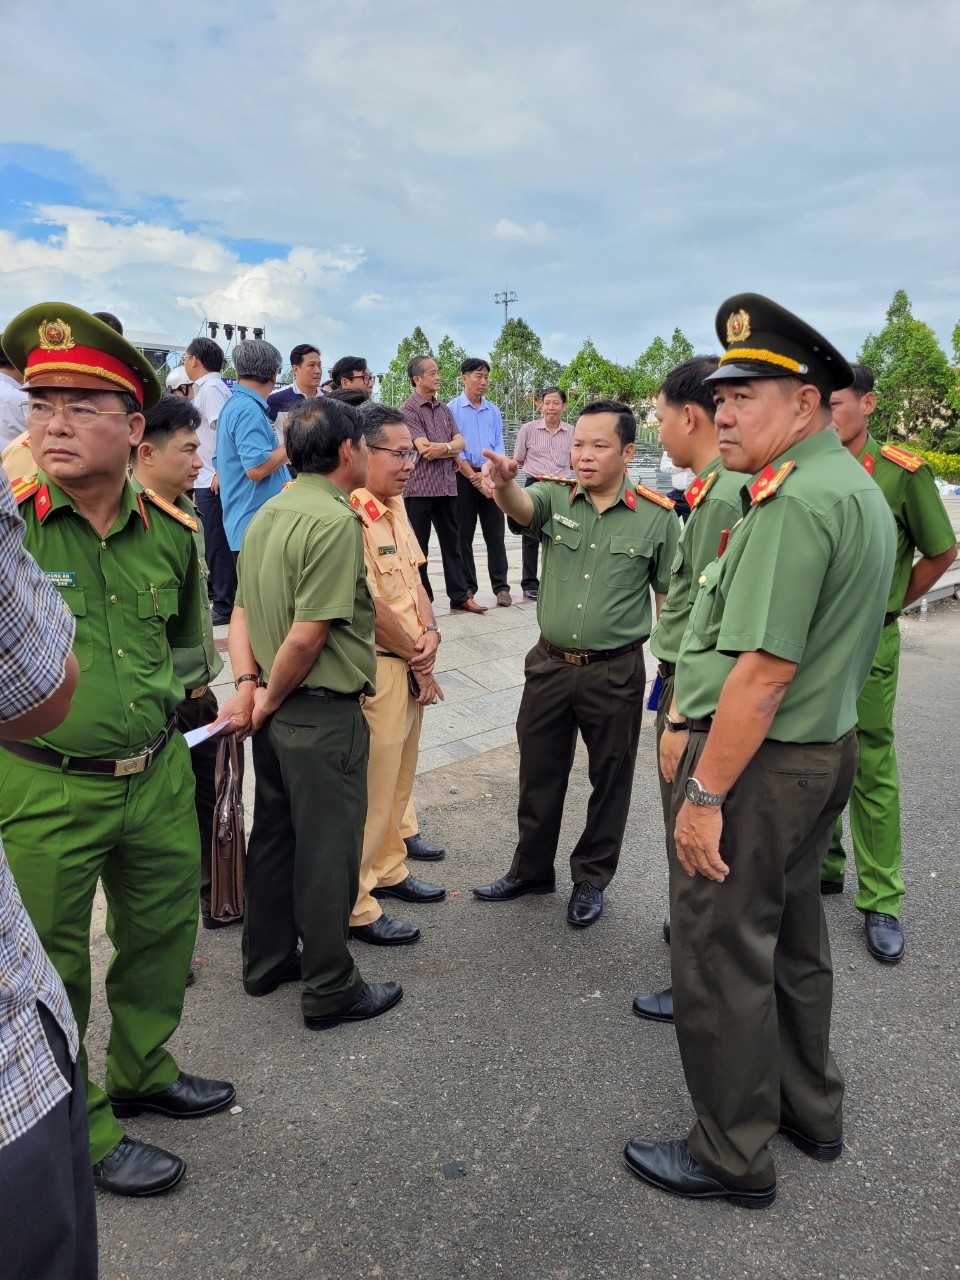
left=38, top=318, right=75, bottom=351
left=725, top=309, right=751, bottom=344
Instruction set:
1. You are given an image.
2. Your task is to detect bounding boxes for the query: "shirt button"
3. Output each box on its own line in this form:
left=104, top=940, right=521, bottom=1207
left=100, top=540, right=107, bottom=549
left=555, top=535, right=562, bottom=542
left=577, top=603, right=583, bottom=610
left=590, top=543, right=596, bottom=549
left=129, top=702, right=136, bottom=711
left=110, top=595, right=118, bottom=604
left=117, top=649, right=124, bottom=657
left=584, top=574, right=590, bottom=580
left=699, top=575, right=707, bottom=585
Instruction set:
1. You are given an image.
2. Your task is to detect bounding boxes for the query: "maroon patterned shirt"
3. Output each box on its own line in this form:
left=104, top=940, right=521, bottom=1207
left=400, top=393, right=459, bottom=498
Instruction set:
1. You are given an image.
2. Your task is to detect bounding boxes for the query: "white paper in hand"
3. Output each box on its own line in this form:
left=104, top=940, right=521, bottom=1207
left=183, top=718, right=234, bottom=750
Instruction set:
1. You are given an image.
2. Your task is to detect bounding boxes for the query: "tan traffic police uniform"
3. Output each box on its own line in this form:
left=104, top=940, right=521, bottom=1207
left=350, top=488, right=430, bottom=926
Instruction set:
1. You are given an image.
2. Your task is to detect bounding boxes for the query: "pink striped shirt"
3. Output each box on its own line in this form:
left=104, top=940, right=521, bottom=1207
left=513, top=419, right=574, bottom=478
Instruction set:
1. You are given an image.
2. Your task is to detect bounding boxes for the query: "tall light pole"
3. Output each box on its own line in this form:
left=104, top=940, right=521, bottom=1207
left=494, top=288, right=518, bottom=326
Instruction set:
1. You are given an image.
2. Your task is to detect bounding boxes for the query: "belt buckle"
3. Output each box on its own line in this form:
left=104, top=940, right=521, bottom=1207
left=563, top=651, right=585, bottom=666
left=189, top=685, right=208, bottom=700
left=114, top=751, right=149, bottom=777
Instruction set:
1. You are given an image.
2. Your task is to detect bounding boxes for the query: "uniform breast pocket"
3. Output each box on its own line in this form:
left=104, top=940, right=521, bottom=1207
left=137, top=586, right=180, bottom=665
left=543, top=522, right=581, bottom=581
left=375, top=557, right=406, bottom=602
left=56, top=587, right=93, bottom=672
left=685, top=559, right=724, bottom=647
left=603, top=537, right=653, bottom=589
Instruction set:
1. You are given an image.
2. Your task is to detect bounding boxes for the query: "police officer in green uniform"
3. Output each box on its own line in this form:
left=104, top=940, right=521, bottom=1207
left=130, top=393, right=231, bottom=940
left=226, top=396, right=403, bottom=1029
left=0, top=304, right=236, bottom=1198
left=623, top=295, right=896, bottom=1208
left=631, top=355, right=743, bottom=1024
left=473, top=400, right=680, bottom=927
left=822, top=365, right=957, bottom=962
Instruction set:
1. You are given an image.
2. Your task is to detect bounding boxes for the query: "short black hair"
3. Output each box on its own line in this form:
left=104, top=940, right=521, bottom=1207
left=849, top=363, right=875, bottom=396
left=540, top=386, right=567, bottom=404
left=0, top=342, right=14, bottom=370
left=290, top=344, right=320, bottom=367
left=359, top=401, right=406, bottom=448
left=185, top=336, right=225, bottom=373
left=330, top=355, right=368, bottom=386
left=285, top=396, right=363, bottom=474
left=407, top=354, right=433, bottom=385
left=578, top=400, right=636, bottom=450
left=461, top=357, right=490, bottom=375
left=325, top=387, right=368, bottom=406
left=142, top=394, right=201, bottom=447
left=660, top=355, right=721, bottom=418
left=92, top=311, right=123, bottom=334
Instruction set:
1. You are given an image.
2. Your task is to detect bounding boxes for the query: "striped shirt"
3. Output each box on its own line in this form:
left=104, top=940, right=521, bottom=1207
left=400, top=394, right=460, bottom=498
left=0, top=470, right=79, bottom=1151
left=513, top=418, right=574, bottom=478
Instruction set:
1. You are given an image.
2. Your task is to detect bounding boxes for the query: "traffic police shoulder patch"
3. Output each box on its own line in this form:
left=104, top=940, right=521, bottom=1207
left=685, top=470, right=718, bottom=510
left=750, top=460, right=796, bottom=505
left=880, top=444, right=923, bottom=473
left=635, top=484, right=676, bottom=510
left=11, top=474, right=40, bottom=504
left=141, top=487, right=199, bottom=531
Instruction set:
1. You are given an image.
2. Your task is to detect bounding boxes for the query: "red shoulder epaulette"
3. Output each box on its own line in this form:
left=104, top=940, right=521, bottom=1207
left=142, top=487, right=199, bottom=531
left=881, top=444, right=923, bottom=473
left=635, top=484, right=676, bottom=511
left=750, top=459, right=796, bottom=506
left=685, top=470, right=718, bottom=510
left=10, top=475, right=40, bottom=504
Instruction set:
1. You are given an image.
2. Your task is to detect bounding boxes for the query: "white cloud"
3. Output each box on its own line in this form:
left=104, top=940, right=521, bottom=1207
left=493, top=219, right=553, bottom=247
left=352, top=292, right=387, bottom=311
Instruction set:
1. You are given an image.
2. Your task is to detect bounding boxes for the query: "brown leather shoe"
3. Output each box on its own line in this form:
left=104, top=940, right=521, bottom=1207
left=453, top=598, right=488, bottom=613
left=496, top=590, right=512, bottom=607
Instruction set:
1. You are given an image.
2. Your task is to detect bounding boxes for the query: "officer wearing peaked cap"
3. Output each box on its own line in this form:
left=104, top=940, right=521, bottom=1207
left=0, top=304, right=237, bottom=1198
left=623, top=294, right=896, bottom=1208
left=474, top=399, right=680, bottom=928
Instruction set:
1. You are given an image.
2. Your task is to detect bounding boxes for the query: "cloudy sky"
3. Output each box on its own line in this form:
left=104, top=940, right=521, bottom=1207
left=2, top=0, right=958, bottom=373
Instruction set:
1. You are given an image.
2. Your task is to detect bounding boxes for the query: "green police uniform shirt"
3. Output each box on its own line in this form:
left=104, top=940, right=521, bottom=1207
left=516, top=475, right=680, bottom=650
left=236, top=472, right=376, bottom=696
left=15, top=473, right=204, bottom=756
left=675, top=429, right=896, bottom=743
left=857, top=436, right=956, bottom=613
left=650, top=459, right=744, bottom=665
left=129, top=478, right=223, bottom=691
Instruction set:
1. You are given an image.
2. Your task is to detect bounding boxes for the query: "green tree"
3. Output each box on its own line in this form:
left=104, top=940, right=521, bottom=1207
left=858, top=290, right=956, bottom=446
left=435, top=333, right=467, bottom=404
left=632, top=327, right=696, bottom=402
left=560, top=338, right=633, bottom=404
left=381, top=326, right=434, bottom=406
left=489, top=317, right=552, bottom=422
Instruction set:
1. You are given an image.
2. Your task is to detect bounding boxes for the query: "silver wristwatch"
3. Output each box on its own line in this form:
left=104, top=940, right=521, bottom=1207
left=684, top=776, right=727, bottom=807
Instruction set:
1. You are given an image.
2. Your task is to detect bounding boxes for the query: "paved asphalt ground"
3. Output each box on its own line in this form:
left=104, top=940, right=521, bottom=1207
left=92, top=604, right=959, bottom=1280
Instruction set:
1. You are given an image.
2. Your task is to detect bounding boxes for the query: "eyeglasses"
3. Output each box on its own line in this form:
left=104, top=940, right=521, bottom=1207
left=26, top=400, right=131, bottom=427
left=369, top=445, right=418, bottom=463
left=362, top=372, right=375, bottom=385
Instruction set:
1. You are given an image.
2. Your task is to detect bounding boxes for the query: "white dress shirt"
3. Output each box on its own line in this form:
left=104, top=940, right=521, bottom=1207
left=0, top=373, right=27, bottom=450
left=192, top=372, right=233, bottom=488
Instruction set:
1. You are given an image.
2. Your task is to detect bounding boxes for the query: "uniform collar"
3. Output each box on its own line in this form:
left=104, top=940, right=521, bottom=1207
left=740, top=427, right=840, bottom=512
left=37, top=472, right=148, bottom=531
left=295, top=471, right=355, bottom=508
left=350, top=486, right=392, bottom=524
left=569, top=472, right=633, bottom=510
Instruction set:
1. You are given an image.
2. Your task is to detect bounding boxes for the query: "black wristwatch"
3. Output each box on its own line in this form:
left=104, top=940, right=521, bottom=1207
left=664, top=713, right=688, bottom=733
left=684, top=777, right=727, bottom=807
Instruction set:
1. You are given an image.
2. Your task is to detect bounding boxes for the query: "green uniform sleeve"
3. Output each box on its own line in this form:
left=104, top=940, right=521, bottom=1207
left=652, top=510, right=681, bottom=594
left=508, top=481, right=556, bottom=538
left=903, top=464, right=957, bottom=559
left=716, top=496, right=832, bottom=663
left=294, top=517, right=363, bottom=623
left=167, top=527, right=205, bottom=648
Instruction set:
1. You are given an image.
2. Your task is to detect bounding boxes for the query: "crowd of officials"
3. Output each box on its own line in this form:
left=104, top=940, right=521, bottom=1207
left=0, top=291, right=956, bottom=1276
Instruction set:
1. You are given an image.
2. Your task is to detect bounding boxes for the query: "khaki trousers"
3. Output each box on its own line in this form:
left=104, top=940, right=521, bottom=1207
left=351, top=658, right=423, bottom=926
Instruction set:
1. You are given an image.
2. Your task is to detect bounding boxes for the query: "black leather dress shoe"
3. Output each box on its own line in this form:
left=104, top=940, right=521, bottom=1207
left=779, top=1124, right=844, bottom=1162
left=109, top=1071, right=236, bottom=1119
left=373, top=875, right=446, bottom=904
left=623, top=1138, right=775, bottom=1208
left=567, top=882, right=603, bottom=927
left=864, top=911, right=904, bottom=963
left=472, top=873, right=555, bottom=901
left=201, top=912, right=243, bottom=930
left=93, top=1136, right=186, bottom=1197
left=304, top=981, right=403, bottom=1030
left=244, top=952, right=302, bottom=996
left=632, top=986, right=674, bottom=1023
left=662, top=916, right=671, bottom=944
left=349, top=914, right=421, bottom=945
left=404, top=832, right=446, bottom=862
left=820, top=879, right=844, bottom=896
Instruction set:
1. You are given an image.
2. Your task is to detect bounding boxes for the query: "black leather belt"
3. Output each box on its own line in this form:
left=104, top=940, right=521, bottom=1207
left=657, top=661, right=676, bottom=678
left=883, top=611, right=900, bottom=628
left=375, top=651, right=405, bottom=659
left=0, top=714, right=178, bottom=777
left=686, top=717, right=713, bottom=732
left=540, top=637, right=643, bottom=667
left=296, top=687, right=363, bottom=702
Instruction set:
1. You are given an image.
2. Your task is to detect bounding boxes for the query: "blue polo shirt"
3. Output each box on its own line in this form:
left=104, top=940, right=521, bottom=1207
left=447, top=393, right=504, bottom=468
left=214, top=383, right=292, bottom=550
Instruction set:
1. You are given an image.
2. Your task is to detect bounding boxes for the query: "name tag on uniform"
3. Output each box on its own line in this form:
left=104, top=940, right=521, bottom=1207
left=553, top=514, right=579, bottom=530
left=377, top=545, right=397, bottom=556
left=45, top=571, right=76, bottom=587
